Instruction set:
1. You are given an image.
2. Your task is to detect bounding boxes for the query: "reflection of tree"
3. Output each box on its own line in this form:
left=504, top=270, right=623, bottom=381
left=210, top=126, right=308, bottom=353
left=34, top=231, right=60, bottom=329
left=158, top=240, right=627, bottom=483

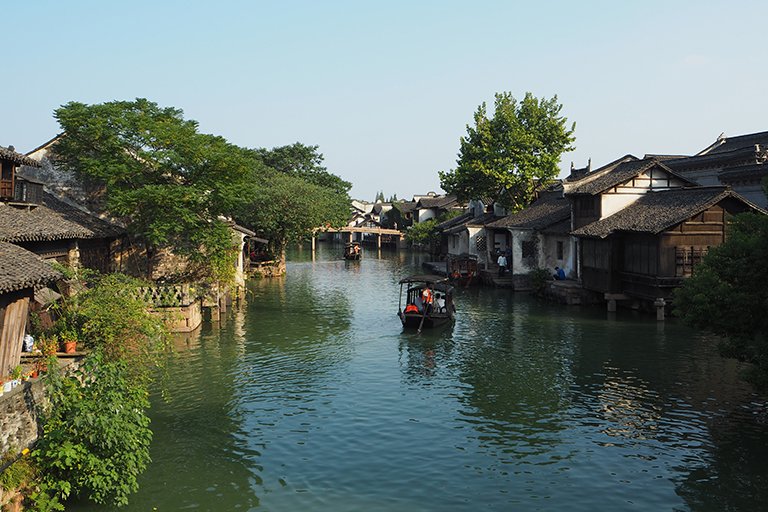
left=676, top=405, right=768, bottom=510
left=452, top=293, right=575, bottom=460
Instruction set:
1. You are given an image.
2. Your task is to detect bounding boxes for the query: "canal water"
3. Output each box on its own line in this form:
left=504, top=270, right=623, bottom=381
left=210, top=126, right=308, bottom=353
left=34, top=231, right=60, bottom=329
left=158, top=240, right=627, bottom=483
left=75, top=247, right=767, bottom=511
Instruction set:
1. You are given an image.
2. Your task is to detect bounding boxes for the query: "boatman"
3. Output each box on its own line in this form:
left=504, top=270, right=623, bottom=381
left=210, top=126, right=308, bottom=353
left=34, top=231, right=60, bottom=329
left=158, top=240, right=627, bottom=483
left=421, top=287, right=433, bottom=312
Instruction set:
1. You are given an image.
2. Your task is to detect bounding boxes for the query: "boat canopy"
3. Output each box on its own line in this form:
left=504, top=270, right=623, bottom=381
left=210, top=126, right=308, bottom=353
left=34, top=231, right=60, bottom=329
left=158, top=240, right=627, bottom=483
left=399, top=274, right=449, bottom=285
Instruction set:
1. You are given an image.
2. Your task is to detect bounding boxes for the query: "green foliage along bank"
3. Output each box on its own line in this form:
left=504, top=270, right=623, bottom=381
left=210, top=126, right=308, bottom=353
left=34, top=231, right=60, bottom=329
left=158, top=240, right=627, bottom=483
left=674, top=212, right=768, bottom=391
left=24, top=272, right=170, bottom=510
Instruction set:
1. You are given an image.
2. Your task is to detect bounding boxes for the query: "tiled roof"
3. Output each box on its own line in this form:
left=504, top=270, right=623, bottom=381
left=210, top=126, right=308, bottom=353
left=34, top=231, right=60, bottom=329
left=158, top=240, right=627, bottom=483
left=0, top=192, right=124, bottom=243
left=443, top=212, right=503, bottom=234
left=395, top=201, right=417, bottom=213
left=435, top=211, right=473, bottom=230
left=566, top=158, right=692, bottom=196
left=486, top=193, right=570, bottom=230
left=564, top=154, right=638, bottom=184
left=572, top=187, right=763, bottom=238
left=416, top=195, right=458, bottom=209
left=0, top=242, right=61, bottom=294
left=698, top=131, right=768, bottom=155
left=541, top=217, right=571, bottom=235
left=0, top=145, right=40, bottom=167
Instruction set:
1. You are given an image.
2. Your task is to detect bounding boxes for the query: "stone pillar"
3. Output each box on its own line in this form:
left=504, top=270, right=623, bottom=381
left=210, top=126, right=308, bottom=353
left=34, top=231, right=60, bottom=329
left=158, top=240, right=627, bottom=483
left=654, top=298, right=666, bottom=321
left=607, top=299, right=617, bottom=312
left=67, top=241, right=81, bottom=269
left=311, top=235, right=316, bottom=252
left=377, top=233, right=382, bottom=249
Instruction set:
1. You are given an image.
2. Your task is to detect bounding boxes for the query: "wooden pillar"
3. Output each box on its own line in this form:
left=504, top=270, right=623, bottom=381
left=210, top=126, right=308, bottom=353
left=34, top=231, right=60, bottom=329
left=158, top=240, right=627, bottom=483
left=311, top=234, right=316, bottom=252
left=377, top=233, right=381, bottom=249
left=349, top=231, right=353, bottom=243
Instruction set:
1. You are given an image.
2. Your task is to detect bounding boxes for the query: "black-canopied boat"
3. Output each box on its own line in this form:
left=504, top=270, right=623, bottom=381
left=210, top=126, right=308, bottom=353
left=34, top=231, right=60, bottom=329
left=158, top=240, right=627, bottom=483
left=397, top=275, right=455, bottom=331
left=343, top=242, right=362, bottom=260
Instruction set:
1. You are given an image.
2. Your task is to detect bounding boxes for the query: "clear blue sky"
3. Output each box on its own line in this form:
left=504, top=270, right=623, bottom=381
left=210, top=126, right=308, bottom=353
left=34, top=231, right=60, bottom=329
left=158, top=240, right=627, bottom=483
left=3, top=0, right=767, bottom=201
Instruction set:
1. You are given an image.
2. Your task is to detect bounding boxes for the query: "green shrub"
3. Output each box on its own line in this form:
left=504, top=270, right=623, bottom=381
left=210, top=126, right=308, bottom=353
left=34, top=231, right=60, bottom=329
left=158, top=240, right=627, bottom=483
left=33, top=350, right=152, bottom=508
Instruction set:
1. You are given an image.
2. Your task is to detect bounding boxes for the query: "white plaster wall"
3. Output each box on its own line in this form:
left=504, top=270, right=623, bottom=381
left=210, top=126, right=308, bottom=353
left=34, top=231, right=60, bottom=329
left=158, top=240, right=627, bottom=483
left=418, top=208, right=437, bottom=223
left=509, top=229, right=535, bottom=274
left=467, top=226, right=487, bottom=263
left=540, top=234, right=572, bottom=277
left=601, top=193, right=644, bottom=219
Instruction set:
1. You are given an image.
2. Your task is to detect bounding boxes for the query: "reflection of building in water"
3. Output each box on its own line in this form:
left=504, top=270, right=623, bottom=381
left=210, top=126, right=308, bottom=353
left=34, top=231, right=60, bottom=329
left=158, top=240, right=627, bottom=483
left=597, top=367, right=662, bottom=440
left=172, top=327, right=203, bottom=351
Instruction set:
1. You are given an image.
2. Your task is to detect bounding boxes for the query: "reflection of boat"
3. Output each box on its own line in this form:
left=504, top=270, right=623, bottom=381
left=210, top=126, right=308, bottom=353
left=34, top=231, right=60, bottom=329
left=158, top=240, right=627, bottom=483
left=397, top=275, right=456, bottom=331
left=447, top=253, right=478, bottom=286
left=343, top=242, right=362, bottom=260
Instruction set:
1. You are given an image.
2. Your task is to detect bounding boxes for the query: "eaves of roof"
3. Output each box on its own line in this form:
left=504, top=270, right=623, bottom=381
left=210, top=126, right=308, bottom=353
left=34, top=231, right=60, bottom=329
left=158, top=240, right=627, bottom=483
left=572, top=187, right=765, bottom=239
left=0, top=241, right=61, bottom=294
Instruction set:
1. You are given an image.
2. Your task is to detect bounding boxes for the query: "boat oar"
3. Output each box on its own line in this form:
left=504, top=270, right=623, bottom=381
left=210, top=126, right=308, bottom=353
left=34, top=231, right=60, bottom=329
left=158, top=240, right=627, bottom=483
left=417, top=287, right=431, bottom=334
left=417, top=305, right=428, bottom=334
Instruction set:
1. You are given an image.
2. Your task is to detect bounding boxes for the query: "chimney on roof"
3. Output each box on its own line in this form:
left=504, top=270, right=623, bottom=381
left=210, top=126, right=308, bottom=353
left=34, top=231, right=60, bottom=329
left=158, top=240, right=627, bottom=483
left=8, top=145, right=14, bottom=152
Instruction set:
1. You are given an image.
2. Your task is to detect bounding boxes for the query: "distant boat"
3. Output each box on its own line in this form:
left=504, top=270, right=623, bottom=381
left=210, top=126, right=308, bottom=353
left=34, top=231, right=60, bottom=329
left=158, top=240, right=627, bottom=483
left=343, top=242, right=362, bottom=260
left=397, top=275, right=456, bottom=332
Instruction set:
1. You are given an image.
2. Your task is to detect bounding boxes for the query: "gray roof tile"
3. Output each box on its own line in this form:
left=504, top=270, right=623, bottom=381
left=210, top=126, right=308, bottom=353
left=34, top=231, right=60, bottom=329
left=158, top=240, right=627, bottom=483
left=0, top=242, right=61, bottom=294
left=0, top=146, right=40, bottom=167
left=0, top=192, right=124, bottom=243
left=572, top=187, right=764, bottom=238
left=486, top=193, right=570, bottom=230
left=566, top=158, right=693, bottom=195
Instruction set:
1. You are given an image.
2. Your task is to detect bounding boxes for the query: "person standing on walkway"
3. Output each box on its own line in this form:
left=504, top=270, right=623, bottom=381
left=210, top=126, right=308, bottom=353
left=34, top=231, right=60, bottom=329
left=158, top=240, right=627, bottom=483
left=497, top=253, right=507, bottom=277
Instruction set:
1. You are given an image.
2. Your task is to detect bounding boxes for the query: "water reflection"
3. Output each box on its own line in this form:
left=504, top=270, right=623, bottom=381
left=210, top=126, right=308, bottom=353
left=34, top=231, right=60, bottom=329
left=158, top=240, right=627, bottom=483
left=69, top=246, right=768, bottom=512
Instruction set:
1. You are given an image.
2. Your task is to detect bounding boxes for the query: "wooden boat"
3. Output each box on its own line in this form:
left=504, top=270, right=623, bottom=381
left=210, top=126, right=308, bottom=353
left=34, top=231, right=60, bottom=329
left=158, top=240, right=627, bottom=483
left=343, top=242, right=362, bottom=260
left=447, top=253, right=478, bottom=286
left=397, top=275, right=456, bottom=331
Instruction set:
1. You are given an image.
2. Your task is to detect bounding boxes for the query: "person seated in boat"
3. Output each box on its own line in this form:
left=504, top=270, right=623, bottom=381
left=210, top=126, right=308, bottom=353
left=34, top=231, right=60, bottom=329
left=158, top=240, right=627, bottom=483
left=354, top=244, right=360, bottom=255
left=434, top=293, right=446, bottom=313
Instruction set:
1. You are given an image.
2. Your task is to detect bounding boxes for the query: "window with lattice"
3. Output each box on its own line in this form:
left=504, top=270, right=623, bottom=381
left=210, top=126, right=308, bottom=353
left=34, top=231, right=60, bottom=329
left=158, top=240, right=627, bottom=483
left=475, top=235, right=487, bottom=252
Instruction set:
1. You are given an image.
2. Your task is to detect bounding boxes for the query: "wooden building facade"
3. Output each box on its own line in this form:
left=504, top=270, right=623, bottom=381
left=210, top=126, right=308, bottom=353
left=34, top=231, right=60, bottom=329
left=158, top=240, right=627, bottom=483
left=0, top=242, right=60, bottom=378
left=573, top=187, right=763, bottom=302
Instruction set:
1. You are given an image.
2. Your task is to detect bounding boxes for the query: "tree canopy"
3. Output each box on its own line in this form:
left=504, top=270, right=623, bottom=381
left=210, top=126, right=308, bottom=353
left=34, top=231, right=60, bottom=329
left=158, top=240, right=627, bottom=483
left=252, top=142, right=351, bottom=196
left=53, top=99, right=351, bottom=278
left=54, top=98, right=254, bottom=281
left=439, top=92, right=575, bottom=212
left=240, top=144, right=350, bottom=255
left=674, top=211, right=768, bottom=390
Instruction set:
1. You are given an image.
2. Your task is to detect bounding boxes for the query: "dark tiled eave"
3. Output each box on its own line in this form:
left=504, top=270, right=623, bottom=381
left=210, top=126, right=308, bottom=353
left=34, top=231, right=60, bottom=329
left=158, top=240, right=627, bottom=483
left=0, top=241, right=61, bottom=294
left=486, top=196, right=570, bottom=231
left=0, top=146, right=41, bottom=167
left=572, top=187, right=764, bottom=239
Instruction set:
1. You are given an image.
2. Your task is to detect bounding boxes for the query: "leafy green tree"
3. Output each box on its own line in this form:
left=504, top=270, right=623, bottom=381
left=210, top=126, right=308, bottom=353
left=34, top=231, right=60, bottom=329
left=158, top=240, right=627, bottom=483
left=674, top=212, right=768, bottom=390
left=404, top=211, right=461, bottom=247
left=236, top=170, right=349, bottom=258
left=252, top=142, right=351, bottom=196
left=53, top=98, right=253, bottom=282
left=439, top=92, right=575, bottom=211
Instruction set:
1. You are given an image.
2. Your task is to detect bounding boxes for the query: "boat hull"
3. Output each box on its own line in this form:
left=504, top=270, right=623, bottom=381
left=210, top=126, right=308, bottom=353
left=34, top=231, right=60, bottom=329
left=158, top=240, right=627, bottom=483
left=399, top=311, right=454, bottom=329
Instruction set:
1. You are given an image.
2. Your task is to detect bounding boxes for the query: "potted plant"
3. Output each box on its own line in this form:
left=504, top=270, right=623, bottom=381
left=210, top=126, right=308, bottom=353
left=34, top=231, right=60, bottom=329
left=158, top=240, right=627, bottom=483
left=59, top=329, right=78, bottom=354
left=10, top=365, right=23, bottom=388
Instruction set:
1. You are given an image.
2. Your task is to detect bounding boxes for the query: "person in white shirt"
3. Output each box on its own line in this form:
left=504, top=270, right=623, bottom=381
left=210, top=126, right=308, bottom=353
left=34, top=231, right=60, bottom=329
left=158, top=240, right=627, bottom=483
left=497, top=253, right=507, bottom=277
